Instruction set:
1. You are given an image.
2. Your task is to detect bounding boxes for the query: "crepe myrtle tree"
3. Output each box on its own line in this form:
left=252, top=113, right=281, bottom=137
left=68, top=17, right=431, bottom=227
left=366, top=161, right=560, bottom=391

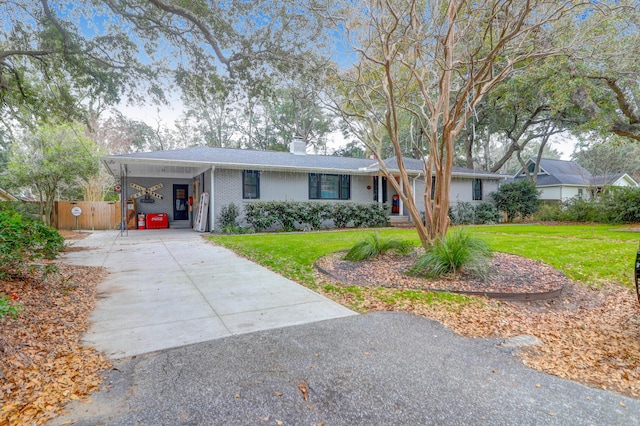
left=325, top=0, right=614, bottom=248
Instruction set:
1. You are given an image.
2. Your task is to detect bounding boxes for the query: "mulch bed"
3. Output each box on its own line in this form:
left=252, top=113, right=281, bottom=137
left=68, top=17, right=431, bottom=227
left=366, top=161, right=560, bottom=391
left=315, top=251, right=567, bottom=299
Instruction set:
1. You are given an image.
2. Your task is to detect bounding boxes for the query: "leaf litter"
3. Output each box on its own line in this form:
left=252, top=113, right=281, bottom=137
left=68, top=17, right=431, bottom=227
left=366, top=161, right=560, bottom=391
left=0, top=231, right=110, bottom=426
left=2, top=233, right=638, bottom=426
left=316, top=252, right=640, bottom=399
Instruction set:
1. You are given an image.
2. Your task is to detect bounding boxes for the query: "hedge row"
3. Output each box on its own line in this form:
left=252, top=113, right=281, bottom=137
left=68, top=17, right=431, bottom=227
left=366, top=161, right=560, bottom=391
left=448, top=201, right=502, bottom=225
left=532, top=187, right=640, bottom=224
left=242, top=201, right=390, bottom=232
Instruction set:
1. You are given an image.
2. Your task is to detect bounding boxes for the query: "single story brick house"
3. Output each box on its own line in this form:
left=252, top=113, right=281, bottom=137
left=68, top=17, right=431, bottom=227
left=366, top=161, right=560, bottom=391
left=101, top=142, right=506, bottom=231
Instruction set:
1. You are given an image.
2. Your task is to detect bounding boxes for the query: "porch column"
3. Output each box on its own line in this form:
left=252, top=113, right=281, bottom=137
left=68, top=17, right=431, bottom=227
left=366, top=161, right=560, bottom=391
left=209, top=166, right=215, bottom=231
left=399, top=178, right=404, bottom=215
left=378, top=172, right=383, bottom=204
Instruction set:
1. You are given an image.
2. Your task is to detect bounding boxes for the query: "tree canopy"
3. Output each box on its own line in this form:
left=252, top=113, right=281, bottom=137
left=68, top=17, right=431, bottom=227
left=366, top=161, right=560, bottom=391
left=326, top=0, right=610, bottom=247
left=1, top=123, right=100, bottom=224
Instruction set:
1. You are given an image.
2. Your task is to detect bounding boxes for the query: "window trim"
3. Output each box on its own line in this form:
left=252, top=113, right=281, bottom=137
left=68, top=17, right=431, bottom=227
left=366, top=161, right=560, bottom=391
left=309, top=173, right=350, bottom=200
left=242, top=170, right=260, bottom=199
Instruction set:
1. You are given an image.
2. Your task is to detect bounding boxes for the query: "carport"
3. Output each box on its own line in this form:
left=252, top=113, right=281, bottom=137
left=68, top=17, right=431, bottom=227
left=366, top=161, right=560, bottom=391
left=102, top=154, right=215, bottom=232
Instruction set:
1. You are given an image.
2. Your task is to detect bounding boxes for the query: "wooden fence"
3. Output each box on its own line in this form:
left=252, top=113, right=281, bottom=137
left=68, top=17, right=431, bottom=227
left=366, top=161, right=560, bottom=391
left=56, top=201, right=121, bottom=230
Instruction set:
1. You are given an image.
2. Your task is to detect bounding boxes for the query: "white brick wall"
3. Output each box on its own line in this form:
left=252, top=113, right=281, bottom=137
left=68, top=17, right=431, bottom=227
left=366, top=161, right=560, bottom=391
left=205, top=168, right=503, bottom=230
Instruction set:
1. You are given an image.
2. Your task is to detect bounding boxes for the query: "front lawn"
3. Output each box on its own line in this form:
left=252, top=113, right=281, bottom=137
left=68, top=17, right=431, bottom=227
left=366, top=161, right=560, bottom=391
left=208, top=224, right=640, bottom=399
left=210, top=224, right=638, bottom=288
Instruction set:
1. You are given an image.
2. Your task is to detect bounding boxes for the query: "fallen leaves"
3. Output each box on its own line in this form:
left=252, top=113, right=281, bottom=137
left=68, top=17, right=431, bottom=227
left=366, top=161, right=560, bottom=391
left=0, top=263, right=110, bottom=426
left=317, top=259, right=640, bottom=399
left=297, top=381, right=309, bottom=401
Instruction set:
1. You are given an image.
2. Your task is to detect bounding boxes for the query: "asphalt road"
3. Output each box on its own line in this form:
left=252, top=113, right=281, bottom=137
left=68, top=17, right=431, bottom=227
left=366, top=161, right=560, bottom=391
left=50, top=312, right=639, bottom=426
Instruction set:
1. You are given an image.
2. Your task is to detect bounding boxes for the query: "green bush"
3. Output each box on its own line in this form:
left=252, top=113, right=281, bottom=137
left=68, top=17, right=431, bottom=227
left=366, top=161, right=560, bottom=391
left=473, top=202, right=502, bottom=224
left=410, top=229, right=492, bottom=279
left=244, top=203, right=278, bottom=231
left=331, top=203, right=354, bottom=228
left=491, top=180, right=540, bottom=222
left=0, top=210, right=64, bottom=278
left=218, top=203, right=240, bottom=230
left=244, top=201, right=389, bottom=232
left=528, top=188, right=640, bottom=224
left=297, top=202, right=332, bottom=230
left=0, top=201, right=40, bottom=220
left=602, top=187, right=640, bottom=223
left=450, top=202, right=501, bottom=225
left=343, top=234, right=414, bottom=261
left=532, top=203, right=562, bottom=221
left=557, top=197, right=603, bottom=222
left=450, top=202, right=475, bottom=225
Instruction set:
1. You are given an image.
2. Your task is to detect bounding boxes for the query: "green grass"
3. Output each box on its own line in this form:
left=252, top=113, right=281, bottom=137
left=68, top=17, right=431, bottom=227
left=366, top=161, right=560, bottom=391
left=373, top=288, right=479, bottom=306
left=467, top=224, right=638, bottom=286
left=209, top=223, right=640, bottom=291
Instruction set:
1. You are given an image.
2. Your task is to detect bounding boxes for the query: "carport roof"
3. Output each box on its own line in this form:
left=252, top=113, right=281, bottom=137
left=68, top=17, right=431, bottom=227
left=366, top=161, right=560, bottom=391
left=102, top=146, right=505, bottom=179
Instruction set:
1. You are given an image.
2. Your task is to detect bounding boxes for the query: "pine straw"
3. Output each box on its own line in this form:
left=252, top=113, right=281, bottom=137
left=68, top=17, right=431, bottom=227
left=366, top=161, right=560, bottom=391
left=316, top=251, right=567, bottom=294
left=316, top=254, right=640, bottom=399
left=0, top=263, right=110, bottom=426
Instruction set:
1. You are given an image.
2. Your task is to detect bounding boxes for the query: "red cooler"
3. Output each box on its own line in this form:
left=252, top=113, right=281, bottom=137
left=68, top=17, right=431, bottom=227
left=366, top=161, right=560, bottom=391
left=146, top=213, right=169, bottom=229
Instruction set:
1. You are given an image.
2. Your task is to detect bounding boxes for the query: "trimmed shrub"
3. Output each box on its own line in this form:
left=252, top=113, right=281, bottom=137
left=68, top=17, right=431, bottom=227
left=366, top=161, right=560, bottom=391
left=450, top=202, right=475, bottom=225
left=244, top=203, right=277, bottom=231
left=244, top=201, right=389, bottom=232
left=450, top=202, right=501, bottom=225
left=410, top=229, right=492, bottom=279
left=297, top=202, right=332, bottom=230
left=331, top=203, right=355, bottom=228
left=474, top=202, right=501, bottom=224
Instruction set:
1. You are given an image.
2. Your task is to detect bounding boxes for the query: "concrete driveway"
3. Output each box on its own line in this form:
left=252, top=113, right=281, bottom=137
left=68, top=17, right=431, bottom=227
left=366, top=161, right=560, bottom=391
left=61, top=229, right=355, bottom=359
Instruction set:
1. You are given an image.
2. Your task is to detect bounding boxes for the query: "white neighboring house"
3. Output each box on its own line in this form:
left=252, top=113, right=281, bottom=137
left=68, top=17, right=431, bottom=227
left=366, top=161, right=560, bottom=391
left=513, top=158, right=638, bottom=202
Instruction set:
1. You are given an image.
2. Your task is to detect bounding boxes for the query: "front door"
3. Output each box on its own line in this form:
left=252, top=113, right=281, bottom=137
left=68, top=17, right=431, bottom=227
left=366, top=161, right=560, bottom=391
left=173, top=184, right=189, bottom=221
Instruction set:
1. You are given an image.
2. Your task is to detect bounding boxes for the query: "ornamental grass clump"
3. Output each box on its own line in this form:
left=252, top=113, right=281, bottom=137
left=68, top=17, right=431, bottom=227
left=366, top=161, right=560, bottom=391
left=410, top=229, right=492, bottom=279
left=343, top=234, right=413, bottom=262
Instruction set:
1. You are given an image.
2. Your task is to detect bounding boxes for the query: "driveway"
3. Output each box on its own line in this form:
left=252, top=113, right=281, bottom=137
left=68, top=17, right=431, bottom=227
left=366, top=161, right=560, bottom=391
left=61, top=229, right=355, bottom=359
left=50, top=312, right=639, bottom=425
left=53, top=229, right=640, bottom=425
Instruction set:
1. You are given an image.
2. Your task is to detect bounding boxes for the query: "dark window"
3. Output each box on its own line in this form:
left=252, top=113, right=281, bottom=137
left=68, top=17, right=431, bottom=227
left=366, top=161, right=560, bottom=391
left=472, top=178, right=482, bottom=201
left=431, top=176, right=436, bottom=200
left=309, top=173, right=350, bottom=200
left=243, top=170, right=260, bottom=199
left=373, top=176, right=387, bottom=203
left=527, top=162, right=536, bottom=174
